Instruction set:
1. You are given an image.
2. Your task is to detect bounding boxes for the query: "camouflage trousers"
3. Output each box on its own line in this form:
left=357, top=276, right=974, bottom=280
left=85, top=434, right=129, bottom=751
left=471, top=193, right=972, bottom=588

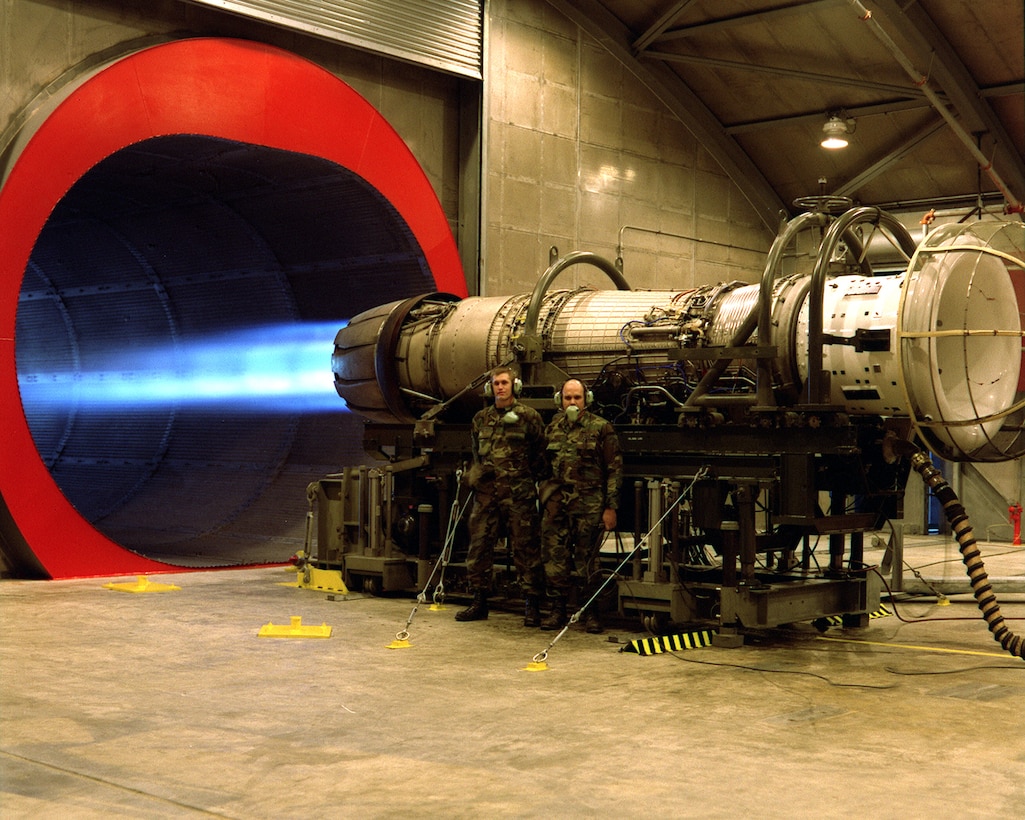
left=541, top=492, right=606, bottom=595
left=465, top=490, right=543, bottom=595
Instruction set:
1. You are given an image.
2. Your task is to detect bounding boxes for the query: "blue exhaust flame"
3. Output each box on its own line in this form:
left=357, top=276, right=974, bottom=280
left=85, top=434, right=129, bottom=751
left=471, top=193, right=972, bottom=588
left=18, top=322, right=349, bottom=414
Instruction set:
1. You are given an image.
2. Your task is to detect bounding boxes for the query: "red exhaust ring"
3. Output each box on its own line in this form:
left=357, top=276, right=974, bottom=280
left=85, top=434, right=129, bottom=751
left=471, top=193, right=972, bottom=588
left=0, top=38, right=466, bottom=579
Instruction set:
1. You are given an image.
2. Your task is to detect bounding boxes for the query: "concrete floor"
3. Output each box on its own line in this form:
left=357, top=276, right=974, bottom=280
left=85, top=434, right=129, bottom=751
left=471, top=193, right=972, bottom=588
left=2, top=536, right=1023, bottom=818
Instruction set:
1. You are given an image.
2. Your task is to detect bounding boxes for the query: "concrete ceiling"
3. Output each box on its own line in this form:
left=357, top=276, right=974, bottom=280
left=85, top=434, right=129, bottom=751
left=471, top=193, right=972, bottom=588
left=550, top=0, right=1025, bottom=229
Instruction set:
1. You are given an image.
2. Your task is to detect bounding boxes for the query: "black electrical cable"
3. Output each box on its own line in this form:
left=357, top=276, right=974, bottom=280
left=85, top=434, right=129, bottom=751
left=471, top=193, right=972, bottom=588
left=660, top=646, right=898, bottom=689
left=909, top=545, right=1024, bottom=572
left=884, top=665, right=1024, bottom=676
left=620, top=559, right=898, bottom=689
left=870, top=565, right=1025, bottom=625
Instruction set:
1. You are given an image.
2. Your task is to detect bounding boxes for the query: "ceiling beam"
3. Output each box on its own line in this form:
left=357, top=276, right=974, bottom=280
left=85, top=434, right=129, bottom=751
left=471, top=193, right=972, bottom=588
left=645, top=50, right=924, bottom=98
left=834, top=118, right=947, bottom=197
left=655, top=0, right=841, bottom=43
left=724, top=97, right=935, bottom=134
left=980, top=81, right=1025, bottom=99
left=868, top=0, right=1025, bottom=203
left=632, top=0, right=695, bottom=53
left=545, top=0, right=789, bottom=232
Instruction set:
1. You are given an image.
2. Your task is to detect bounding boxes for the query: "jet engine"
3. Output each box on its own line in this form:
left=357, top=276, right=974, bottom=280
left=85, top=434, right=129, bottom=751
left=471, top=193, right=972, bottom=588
left=319, top=208, right=1024, bottom=645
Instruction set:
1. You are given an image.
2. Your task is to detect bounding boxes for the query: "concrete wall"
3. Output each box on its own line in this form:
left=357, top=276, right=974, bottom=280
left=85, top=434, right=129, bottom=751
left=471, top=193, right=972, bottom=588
left=2, top=0, right=773, bottom=298
left=484, top=0, right=771, bottom=296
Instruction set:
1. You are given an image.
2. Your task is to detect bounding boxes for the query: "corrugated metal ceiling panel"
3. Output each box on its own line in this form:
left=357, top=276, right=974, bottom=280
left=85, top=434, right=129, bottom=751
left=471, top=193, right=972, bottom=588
left=184, top=0, right=482, bottom=78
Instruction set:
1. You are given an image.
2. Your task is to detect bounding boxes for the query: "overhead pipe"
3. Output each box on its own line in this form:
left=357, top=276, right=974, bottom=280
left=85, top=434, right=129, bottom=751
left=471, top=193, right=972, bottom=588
left=847, top=1, right=1023, bottom=215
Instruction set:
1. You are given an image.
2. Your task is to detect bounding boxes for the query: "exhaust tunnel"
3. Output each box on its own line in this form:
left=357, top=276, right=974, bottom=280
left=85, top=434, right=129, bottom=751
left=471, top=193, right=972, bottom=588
left=0, top=39, right=466, bottom=579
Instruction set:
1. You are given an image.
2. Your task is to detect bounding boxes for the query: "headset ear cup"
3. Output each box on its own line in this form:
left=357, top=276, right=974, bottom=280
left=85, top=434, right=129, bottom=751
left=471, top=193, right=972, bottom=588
left=554, top=388, right=593, bottom=407
left=485, top=375, right=520, bottom=398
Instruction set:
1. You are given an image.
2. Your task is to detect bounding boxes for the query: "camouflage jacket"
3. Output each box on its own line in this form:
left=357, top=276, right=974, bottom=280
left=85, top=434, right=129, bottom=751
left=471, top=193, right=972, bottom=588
left=470, top=401, right=546, bottom=497
left=544, top=410, right=623, bottom=510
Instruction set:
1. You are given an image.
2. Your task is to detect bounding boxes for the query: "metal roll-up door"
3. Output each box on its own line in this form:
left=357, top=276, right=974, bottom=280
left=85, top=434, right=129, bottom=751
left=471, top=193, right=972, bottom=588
left=183, top=0, right=483, bottom=79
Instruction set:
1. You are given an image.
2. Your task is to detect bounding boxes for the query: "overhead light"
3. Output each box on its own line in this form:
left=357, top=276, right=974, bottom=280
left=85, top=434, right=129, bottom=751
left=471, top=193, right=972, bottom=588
left=821, top=114, right=854, bottom=149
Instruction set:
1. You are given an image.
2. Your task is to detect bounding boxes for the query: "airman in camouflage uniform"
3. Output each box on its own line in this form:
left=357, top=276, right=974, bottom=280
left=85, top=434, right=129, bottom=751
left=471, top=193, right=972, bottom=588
left=455, top=366, right=547, bottom=625
left=540, top=378, right=622, bottom=632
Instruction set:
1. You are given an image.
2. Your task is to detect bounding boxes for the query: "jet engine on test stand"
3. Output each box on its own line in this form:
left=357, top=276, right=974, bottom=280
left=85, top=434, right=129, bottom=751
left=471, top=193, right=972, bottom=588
left=320, top=207, right=1024, bottom=653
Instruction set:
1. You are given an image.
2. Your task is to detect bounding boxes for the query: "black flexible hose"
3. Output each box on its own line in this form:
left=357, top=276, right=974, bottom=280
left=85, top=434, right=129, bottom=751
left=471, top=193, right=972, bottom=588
left=909, top=451, right=1024, bottom=660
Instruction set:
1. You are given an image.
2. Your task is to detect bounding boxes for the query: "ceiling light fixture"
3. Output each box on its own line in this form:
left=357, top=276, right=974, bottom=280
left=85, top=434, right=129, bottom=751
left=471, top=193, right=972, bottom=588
left=821, top=113, right=855, bottom=149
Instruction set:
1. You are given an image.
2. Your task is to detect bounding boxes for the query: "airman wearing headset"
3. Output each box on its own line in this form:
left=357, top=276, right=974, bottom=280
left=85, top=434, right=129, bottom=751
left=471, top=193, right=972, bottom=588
left=540, top=378, right=622, bottom=632
left=456, top=365, right=547, bottom=626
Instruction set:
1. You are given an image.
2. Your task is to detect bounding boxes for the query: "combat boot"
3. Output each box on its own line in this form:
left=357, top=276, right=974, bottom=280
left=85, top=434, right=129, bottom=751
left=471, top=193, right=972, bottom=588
left=523, top=594, right=541, bottom=627
left=584, top=610, right=603, bottom=634
left=540, top=596, right=567, bottom=630
left=455, top=590, right=489, bottom=621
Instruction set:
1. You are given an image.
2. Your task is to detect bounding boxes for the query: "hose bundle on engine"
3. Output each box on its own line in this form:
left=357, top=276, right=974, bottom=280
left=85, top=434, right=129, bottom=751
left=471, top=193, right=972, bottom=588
left=909, top=451, right=1023, bottom=660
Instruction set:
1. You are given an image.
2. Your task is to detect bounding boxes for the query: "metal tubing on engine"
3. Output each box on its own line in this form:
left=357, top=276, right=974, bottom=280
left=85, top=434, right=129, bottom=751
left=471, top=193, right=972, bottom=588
left=806, top=208, right=917, bottom=404
left=518, top=251, right=632, bottom=378
left=683, top=306, right=759, bottom=408
left=757, top=211, right=829, bottom=406
left=521, top=251, right=631, bottom=344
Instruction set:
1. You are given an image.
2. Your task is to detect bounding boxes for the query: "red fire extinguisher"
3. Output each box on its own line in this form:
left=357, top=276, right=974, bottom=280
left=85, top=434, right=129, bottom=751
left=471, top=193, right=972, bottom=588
left=1010, top=502, right=1022, bottom=546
